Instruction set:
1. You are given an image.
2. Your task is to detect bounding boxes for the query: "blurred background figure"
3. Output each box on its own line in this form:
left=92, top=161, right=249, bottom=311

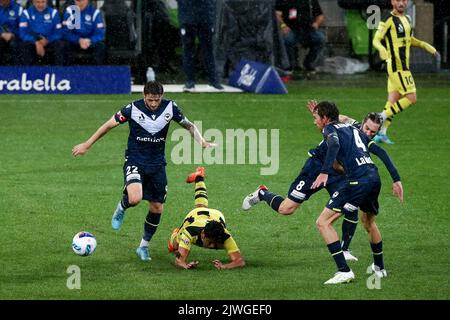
left=19, top=0, right=65, bottom=65
left=62, top=0, right=106, bottom=65
left=0, top=0, right=22, bottom=65
left=275, top=0, right=326, bottom=72
left=177, top=0, right=224, bottom=92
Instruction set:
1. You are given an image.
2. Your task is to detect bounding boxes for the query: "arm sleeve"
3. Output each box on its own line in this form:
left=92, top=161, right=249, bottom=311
left=372, top=21, right=389, bottom=61
left=320, top=127, right=340, bottom=174
left=410, top=37, right=436, bottom=55
left=172, top=102, right=186, bottom=123
left=368, top=142, right=401, bottom=182
left=90, top=9, right=105, bottom=44
left=47, top=10, right=62, bottom=43
left=19, top=11, right=37, bottom=43
left=114, top=103, right=132, bottom=124
left=224, top=235, right=240, bottom=255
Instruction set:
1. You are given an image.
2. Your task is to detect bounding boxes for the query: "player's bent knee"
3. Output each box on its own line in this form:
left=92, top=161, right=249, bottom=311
left=128, top=196, right=142, bottom=206
left=278, top=199, right=300, bottom=215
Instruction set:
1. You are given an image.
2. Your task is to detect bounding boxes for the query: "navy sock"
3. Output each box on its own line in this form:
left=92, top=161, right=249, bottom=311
left=258, top=189, right=284, bottom=212
left=341, top=214, right=358, bottom=251
left=327, top=241, right=351, bottom=272
left=120, top=194, right=135, bottom=209
left=143, top=212, right=161, bottom=242
left=370, top=241, right=384, bottom=270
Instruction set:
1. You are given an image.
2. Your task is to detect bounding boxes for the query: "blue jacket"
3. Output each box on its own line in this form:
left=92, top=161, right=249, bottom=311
left=0, top=0, right=23, bottom=36
left=177, top=0, right=216, bottom=26
left=19, top=5, right=62, bottom=43
left=62, top=4, right=105, bottom=44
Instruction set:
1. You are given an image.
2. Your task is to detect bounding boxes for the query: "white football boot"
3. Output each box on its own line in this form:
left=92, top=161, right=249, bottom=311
left=242, top=185, right=267, bottom=211
left=369, top=263, right=387, bottom=278
left=324, top=270, right=355, bottom=284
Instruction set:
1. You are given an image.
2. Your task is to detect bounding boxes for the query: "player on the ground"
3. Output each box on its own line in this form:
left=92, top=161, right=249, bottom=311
left=168, top=167, right=245, bottom=270
left=372, top=0, right=439, bottom=144
left=242, top=101, right=391, bottom=262
left=311, top=101, right=403, bottom=284
left=72, top=81, right=216, bottom=261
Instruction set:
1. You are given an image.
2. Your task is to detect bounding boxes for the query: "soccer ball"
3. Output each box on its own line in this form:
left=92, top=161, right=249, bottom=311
left=72, top=231, right=97, bottom=256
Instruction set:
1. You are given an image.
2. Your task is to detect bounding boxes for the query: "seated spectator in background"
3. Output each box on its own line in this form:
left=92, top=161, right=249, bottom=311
left=19, top=0, right=65, bottom=65
left=275, top=0, right=326, bottom=72
left=0, top=0, right=22, bottom=65
left=62, top=0, right=106, bottom=65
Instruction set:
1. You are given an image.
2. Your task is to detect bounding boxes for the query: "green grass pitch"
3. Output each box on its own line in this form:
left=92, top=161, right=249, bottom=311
left=0, top=73, right=449, bottom=300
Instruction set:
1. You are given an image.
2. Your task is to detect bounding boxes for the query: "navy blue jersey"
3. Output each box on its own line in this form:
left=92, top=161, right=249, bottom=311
left=321, top=122, right=376, bottom=179
left=114, top=98, right=185, bottom=166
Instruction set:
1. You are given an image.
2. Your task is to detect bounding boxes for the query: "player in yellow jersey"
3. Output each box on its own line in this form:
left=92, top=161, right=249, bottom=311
left=168, top=167, right=245, bottom=270
left=372, top=0, right=440, bottom=144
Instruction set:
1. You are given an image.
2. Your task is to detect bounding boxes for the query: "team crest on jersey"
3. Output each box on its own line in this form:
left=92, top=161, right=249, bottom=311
left=397, top=23, right=404, bottom=33
left=164, top=113, right=171, bottom=122
left=44, top=14, right=51, bottom=20
left=9, top=10, right=15, bottom=16
left=85, top=14, right=92, bottom=22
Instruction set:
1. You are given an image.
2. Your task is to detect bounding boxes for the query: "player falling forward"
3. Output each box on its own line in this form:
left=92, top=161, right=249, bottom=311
left=168, top=167, right=245, bottom=270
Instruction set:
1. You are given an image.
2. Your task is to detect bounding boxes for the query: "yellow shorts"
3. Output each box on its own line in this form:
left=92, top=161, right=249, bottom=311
left=387, top=71, right=416, bottom=95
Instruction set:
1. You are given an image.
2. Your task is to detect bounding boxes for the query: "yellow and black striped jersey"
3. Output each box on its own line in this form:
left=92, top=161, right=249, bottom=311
left=373, top=12, right=436, bottom=74
left=176, top=207, right=240, bottom=254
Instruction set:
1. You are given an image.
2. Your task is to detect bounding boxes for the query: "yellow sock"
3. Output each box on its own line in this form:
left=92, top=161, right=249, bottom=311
left=194, top=179, right=208, bottom=207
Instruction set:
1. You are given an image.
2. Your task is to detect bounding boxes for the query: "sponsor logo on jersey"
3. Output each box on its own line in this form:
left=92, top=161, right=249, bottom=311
left=136, top=136, right=165, bottom=143
left=332, top=191, right=339, bottom=198
left=0, top=73, right=71, bottom=92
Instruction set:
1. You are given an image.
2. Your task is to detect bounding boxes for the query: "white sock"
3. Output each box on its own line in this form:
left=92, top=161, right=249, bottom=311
left=379, top=126, right=387, bottom=135
left=140, top=239, right=149, bottom=248
left=380, top=111, right=387, bottom=121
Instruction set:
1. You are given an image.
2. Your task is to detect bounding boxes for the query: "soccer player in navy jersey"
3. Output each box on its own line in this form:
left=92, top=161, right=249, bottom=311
left=243, top=101, right=387, bottom=262
left=311, top=101, right=403, bottom=284
left=72, top=81, right=216, bottom=261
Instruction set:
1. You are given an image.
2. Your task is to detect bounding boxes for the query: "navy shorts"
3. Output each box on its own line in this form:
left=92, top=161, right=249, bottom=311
left=123, top=161, right=167, bottom=203
left=287, top=157, right=345, bottom=203
left=326, top=171, right=381, bottom=216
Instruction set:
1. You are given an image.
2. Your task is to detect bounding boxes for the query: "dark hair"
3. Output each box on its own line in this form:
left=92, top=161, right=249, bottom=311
left=316, top=101, right=339, bottom=122
left=203, top=221, right=228, bottom=244
left=362, top=112, right=383, bottom=126
left=144, top=81, right=164, bottom=95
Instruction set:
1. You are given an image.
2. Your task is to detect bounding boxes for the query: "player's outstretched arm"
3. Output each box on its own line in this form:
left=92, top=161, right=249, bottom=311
left=72, top=116, right=119, bottom=156
left=175, top=247, right=199, bottom=270
left=179, top=118, right=217, bottom=148
left=411, top=37, right=438, bottom=56
left=213, top=251, right=245, bottom=270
